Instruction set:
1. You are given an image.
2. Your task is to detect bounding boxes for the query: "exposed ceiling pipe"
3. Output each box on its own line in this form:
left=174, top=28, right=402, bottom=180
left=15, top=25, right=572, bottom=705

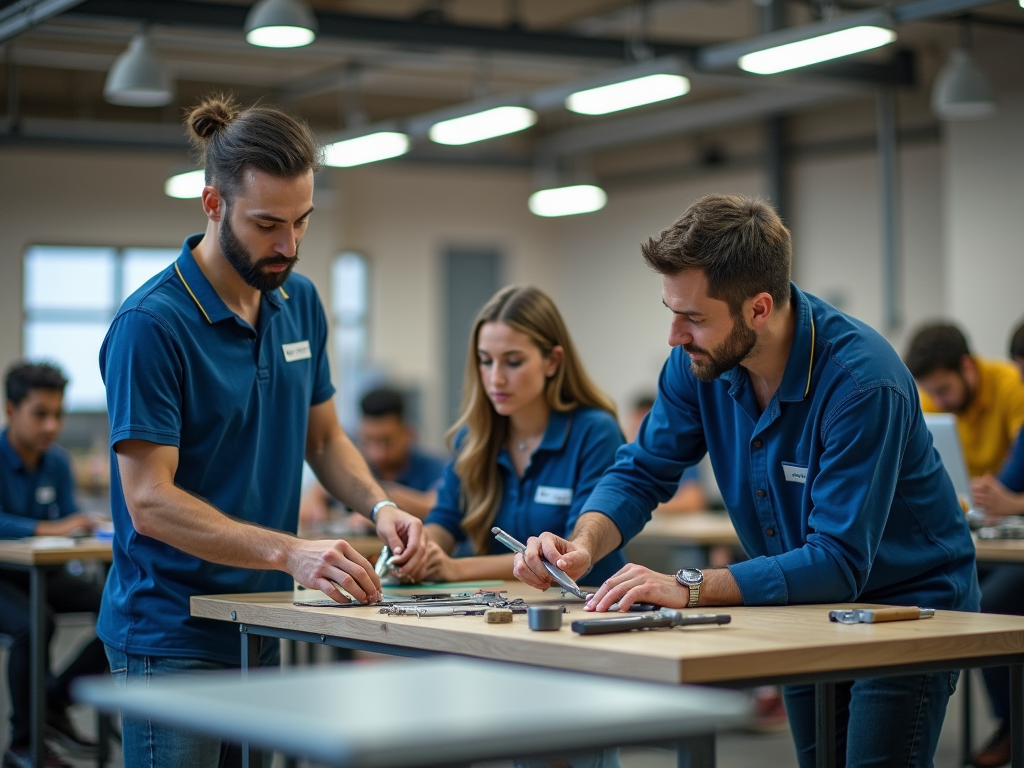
left=0, top=0, right=88, bottom=43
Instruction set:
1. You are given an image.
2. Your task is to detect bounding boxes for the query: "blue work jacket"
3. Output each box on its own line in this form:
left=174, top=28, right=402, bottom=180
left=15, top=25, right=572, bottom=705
left=0, top=429, right=78, bottom=538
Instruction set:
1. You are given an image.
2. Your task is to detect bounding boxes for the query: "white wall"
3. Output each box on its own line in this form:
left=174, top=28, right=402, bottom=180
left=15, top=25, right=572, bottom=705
left=945, top=90, right=1024, bottom=358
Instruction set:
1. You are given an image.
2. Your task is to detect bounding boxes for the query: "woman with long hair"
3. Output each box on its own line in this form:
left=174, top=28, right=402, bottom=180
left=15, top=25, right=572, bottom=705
left=409, top=284, right=626, bottom=584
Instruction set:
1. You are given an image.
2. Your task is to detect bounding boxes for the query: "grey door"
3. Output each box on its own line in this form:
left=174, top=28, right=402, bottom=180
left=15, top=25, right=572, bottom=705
left=443, top=247, right=502, bottom=431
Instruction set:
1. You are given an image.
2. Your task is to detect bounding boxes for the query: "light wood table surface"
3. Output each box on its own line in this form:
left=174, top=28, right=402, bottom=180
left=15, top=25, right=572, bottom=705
left=632, top=512, right=741, bottom=549
left=0, top=537, right=113, bottom=768
left=192, top=581, right=1024, bottom=686
left=973, top=536, right=1024, bottom=564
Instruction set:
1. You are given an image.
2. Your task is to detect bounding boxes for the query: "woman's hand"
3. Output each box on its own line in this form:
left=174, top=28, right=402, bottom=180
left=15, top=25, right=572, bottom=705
left=410, top=541, right=463, bottom=583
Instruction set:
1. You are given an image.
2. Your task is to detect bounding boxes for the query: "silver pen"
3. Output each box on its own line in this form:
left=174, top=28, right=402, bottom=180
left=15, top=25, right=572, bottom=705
left=491, top=526, right=587, bottom=599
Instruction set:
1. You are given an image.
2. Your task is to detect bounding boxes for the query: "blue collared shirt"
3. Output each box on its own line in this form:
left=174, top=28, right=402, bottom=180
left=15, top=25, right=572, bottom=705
left=425, top=407, right=626, bottom=586
left=395, top=447, right=446, bottom=492
left=999, top=426, right=1024, bottom=493
left=586, top=285, right=979, bottom=610
left=98, top=234, right=335, bottom=663
left=0, top=429, right=77, bottom=539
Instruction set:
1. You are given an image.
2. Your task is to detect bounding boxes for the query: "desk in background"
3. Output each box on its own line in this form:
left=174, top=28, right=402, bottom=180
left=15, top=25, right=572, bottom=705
left=0, top=537, right=113, bottom=768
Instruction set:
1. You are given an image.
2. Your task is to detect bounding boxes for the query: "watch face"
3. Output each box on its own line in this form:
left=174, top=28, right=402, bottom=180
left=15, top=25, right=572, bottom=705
left=679, top=568, right=703, bottom=585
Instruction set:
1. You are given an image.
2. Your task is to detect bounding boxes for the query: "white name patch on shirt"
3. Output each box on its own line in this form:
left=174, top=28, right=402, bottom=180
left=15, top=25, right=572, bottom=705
left=534, top=486, right=574, bottom=505
left=282, top=340, right=311, bottom=362
left=35, top=486, right=56, bottom=505
left=782, top=463, right=809, bottom=484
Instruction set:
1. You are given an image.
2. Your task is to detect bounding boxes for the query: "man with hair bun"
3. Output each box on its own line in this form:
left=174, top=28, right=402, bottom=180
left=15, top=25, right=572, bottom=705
left=98, top=95, right=425, bottom=768
left=515, top=194, right=979, bottom=768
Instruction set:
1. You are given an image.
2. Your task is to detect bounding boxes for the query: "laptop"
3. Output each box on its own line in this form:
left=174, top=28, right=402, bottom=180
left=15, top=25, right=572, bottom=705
left=923, top=413, right=973, bottom=511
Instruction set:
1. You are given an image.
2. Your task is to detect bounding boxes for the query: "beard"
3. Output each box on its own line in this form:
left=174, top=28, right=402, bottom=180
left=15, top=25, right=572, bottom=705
left=952, top=373, right=975, bottom=414
left=685, top=316, right=758, bottom=382
left=220, top=209, right=299, bottom=293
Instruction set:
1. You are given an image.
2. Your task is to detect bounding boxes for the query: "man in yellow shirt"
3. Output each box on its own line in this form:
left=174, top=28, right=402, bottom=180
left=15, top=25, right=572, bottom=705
left=904, top=322, right=1024, bottom=477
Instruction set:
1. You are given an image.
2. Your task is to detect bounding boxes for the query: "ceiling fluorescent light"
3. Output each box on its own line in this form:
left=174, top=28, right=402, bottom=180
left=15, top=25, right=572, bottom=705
left=566, top=73, right=690, bottom=115
left=529, top=185, right=607, bottom=217
left=429, top=106, right=537, bottom=146
left=324, top=132, right=410, bottom=167
left=245, top=0, right=318, bottom=48
left=739, top=26, right=896, bottom=74
left=165, top=169, right=206, bottom=199
left=104, top=32, right=174, bottom=107
left=698, top=10, right=896, bottom=75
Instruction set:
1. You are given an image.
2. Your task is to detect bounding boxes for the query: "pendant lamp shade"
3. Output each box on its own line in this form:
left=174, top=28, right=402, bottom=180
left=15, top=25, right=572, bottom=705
left=931, top=49, right=997, bottom=121
left=245, top=0, right=318, bottom=48
left=104, top=32, right=174, bottom=107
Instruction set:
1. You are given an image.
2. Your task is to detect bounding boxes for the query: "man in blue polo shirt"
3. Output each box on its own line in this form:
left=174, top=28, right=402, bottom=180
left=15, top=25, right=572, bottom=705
left=98, top=96, right=424, bottom=768
left=0, top=362, right=107, bottom=768
left=514, top=195, right=979, bottom=768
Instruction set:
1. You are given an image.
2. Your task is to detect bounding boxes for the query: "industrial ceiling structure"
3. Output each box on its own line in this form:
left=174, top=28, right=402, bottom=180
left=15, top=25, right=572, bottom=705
left=0, top=0, right=1021, bottom=185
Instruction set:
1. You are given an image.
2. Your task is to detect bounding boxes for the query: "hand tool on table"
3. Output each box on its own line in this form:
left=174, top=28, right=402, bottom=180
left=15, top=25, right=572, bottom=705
left=571, top=609, right=731, bottom=635
left=829, top=607, right=935, bottom=624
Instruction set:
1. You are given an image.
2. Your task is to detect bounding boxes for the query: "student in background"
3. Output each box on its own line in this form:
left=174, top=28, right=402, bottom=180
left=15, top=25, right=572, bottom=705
left=300, top=387, right=445, bottom=522
left=965, top=319, right=1024, bottom=768
left=0, top=362, right=107, bottom=768
left=904, top=322, right=1024, bottom=477
left=628, top=393, right=706, bottom=513
left=409, top=285, right=625, bottom=586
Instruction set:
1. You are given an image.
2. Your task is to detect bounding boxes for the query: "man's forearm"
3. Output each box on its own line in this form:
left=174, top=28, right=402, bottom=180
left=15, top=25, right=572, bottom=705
left=129, top=484, right=295, bottom=571
left=570, top=512, right=623, bottom=563
left=307, top=429, right=388, bottom=519
left=698, top=567, right=743, bottom=606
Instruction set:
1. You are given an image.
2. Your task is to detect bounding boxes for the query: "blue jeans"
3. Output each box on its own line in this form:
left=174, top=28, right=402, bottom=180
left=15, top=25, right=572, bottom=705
left=783, top=671, right=959, bottom=768
left=105, top=641, right=279, bottom=768
left=978, top=565, right=1024, bottom=724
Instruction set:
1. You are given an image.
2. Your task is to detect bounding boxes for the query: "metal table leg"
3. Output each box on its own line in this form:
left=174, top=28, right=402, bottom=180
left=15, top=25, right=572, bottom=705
left=1011, top=664, right=1023, bottom=768
left=240, top=628, right=261, bottom=768
left=962, top=668, right=974, bottom=766
left=816, top=682, right=837, bottom=768
left=30, top=567, right=47, bottom=768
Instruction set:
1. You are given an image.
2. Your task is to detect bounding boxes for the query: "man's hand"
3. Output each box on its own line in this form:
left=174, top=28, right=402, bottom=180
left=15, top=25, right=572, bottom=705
left=375, top=505, right=426, bottom=577
left=36, top=513, right=98, bottom=537
left=971, top=475, right=1024, bottom=518
left=584, top=564, right=689, bottom=612
left=285, top=538, right=382, bottom=604
left=512, top=532, right=593, bottom=590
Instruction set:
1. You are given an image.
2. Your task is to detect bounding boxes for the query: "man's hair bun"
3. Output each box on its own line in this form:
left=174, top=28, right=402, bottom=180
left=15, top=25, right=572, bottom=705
left=186, top=95, right=239, bottom=142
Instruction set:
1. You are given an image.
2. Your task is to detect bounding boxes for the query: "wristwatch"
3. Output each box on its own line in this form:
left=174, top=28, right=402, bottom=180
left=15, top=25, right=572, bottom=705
left=675, top=568, right=704, bottom=608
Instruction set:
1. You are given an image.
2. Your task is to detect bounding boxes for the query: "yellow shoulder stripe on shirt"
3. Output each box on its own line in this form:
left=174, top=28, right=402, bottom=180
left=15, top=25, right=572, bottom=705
left=174, top=262, right=212, bottom=324
left=805, top=314, right=816, bottom=398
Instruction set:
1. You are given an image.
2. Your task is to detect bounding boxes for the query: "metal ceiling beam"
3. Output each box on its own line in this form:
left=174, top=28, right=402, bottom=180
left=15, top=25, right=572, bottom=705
left=64, top=0, right=700, bottom=61
left=0, top=0, right=88, bottom=43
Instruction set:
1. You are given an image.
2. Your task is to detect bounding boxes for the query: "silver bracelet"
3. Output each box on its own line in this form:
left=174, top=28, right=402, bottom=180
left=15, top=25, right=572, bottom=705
left=370, top=499, right=398, bottom=524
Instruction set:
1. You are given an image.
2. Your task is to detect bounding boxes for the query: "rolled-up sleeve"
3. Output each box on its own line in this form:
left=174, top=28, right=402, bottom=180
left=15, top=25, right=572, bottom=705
left=729, top=385, right=911, bottom=605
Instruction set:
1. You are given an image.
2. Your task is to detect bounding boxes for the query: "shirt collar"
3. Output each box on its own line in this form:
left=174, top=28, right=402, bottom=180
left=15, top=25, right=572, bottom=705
left=714, top=284, right=815, bottom=402
left=778, top=283, right=817, bottom=403
left=0, top=430, right=23, bottom=471
left=496, top=408, right=574, bottom=470
left=174, top=234, right=291, bottom=324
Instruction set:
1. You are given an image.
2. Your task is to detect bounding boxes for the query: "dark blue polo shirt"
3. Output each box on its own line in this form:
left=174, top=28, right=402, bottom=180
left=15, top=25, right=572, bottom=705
left=999, top=425, right=1024, bottom=493
left=396, top=447, right=445, bottom=492
left=0, top=429, right=77, bottom=539
left=586, top=284, right=980, bottom=611
left=98, top=234, right=334, bottom=663
left=425, top=406, right=626, bottom=586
